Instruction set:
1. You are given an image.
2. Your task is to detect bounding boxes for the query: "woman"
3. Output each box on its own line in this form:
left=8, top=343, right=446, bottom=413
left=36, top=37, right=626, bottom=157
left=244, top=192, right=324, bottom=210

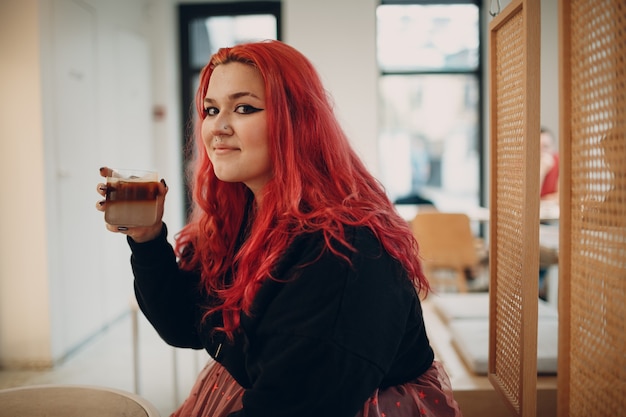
left=96, top=40, right=462, bottom=417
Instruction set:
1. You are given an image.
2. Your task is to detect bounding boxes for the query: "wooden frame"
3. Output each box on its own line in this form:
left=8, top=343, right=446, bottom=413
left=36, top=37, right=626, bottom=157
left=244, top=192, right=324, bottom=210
left=556, top=1, right=571, bottom=415
left=488, top=0, right=541, bottom=415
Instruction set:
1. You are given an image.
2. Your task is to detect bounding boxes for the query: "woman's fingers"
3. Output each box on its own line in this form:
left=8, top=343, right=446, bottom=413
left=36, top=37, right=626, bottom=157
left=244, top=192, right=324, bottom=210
left=96, top=182, right=107, bottom=197
left=104, top=223, right=130, bottom=234
left=99, top=166, right=113, bottom=178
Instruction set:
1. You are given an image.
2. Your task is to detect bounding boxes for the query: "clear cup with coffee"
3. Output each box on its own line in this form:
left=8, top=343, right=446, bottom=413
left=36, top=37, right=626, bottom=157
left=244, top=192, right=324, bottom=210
left=104, top=169, right=159, bottom=227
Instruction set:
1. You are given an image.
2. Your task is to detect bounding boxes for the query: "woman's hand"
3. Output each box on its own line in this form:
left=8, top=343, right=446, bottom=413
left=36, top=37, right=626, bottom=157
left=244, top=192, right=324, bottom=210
left=95, top=166, right=169, bottom=243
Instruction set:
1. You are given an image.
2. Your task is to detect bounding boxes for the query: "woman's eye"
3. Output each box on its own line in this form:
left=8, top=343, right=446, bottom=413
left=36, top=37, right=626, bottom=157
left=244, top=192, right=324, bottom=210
left=203, top=107, right=218, bottom=117
left=235, top=105, right=263, bottom=115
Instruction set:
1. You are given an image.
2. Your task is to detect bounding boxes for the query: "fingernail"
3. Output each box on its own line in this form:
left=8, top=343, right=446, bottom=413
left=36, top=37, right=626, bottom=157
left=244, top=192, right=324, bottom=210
left=99, top=167, right=106, bottom=173
left=117, top=226, right=128, bottom=231
left=161, top=179, right=167, bottom=188
left=99, top=185, right=107, bottom=192
left=98, top=200, right=105, bottom=206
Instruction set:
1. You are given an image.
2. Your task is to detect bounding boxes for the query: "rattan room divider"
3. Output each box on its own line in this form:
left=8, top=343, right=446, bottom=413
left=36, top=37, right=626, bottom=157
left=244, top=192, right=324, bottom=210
left=488, top=0, right=625, bottom=416
left=558, top=0, right=626, bottom=416
left=488, top=0, right=541, bottom=416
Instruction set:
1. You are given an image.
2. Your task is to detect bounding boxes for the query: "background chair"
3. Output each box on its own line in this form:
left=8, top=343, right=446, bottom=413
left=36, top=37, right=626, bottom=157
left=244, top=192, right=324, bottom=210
left=410, top=212, right=483, bottom=293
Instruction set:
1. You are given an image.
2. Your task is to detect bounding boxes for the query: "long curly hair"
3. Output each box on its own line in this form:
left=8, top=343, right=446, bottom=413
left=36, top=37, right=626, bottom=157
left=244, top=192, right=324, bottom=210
left=175, top=40, right=429, bottom=338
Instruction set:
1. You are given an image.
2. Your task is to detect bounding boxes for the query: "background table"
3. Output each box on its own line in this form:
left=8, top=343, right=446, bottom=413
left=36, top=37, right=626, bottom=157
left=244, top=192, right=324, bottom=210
left=0, top=384, right=161, bottom=417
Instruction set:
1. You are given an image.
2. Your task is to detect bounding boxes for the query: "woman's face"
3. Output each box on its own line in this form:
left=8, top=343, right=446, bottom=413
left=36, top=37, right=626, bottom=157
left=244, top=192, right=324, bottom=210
left=202, top=62, right=272, bottom=198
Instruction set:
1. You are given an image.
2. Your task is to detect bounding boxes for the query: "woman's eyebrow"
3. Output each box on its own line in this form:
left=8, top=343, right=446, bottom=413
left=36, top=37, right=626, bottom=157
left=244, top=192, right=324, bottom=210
left=204, top=91, right=262, bottom=104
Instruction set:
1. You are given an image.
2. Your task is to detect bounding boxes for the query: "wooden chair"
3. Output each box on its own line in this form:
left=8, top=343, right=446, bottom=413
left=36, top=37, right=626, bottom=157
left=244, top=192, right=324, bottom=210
left=410, top=212, right=480, bottom=293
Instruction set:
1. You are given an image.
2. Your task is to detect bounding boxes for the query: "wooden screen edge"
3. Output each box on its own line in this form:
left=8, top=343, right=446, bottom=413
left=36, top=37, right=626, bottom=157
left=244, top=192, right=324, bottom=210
left=556, top=0, right=572, bottom=416
left=520, top=0, right=541, bottom=415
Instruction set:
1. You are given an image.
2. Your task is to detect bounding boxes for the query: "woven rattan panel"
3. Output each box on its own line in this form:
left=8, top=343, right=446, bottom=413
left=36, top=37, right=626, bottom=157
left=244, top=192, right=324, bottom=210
left=492, top=8, right=525, bottom=409
left=488, top=0, right=539, bottom=416
left=562, top=0, right=626, bottom=415
left=488, top=1, right=540, bottom=416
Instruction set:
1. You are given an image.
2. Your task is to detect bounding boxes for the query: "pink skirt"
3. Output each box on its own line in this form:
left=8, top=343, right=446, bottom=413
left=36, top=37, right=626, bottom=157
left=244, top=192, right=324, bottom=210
left=171, top=360, right=462, bottom=417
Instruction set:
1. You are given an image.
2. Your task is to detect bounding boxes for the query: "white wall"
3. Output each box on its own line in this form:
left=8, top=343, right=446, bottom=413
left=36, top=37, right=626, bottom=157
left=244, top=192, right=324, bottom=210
left=539, top=0, right=559, bottom=138
left=0, top=0, right=52, bottom=369
left=0, top=0, right=186, bottom=369
left=144, top=0, right=185, bottom=231
left=283, top=0, right=379, bottom=174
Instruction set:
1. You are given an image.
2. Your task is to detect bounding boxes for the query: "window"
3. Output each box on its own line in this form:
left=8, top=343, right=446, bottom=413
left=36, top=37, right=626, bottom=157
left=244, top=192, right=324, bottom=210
left=178, top=2, right=281, bottom=214
left=377, top=1, right=483, bottom=211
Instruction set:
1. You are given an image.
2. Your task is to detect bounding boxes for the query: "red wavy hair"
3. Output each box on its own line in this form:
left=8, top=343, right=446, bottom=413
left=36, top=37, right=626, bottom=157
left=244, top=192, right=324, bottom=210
left=175, top=40, right=429, bottom=338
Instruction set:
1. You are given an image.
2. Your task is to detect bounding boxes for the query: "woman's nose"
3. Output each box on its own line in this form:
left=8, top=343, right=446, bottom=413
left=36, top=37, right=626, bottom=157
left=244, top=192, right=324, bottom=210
left=210, top=113, right=233, bottom=135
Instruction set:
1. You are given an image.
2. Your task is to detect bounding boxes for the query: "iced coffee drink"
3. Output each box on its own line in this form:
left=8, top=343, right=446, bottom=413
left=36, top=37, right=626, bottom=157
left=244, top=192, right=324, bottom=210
left=104, top=170, right=159, bottom=227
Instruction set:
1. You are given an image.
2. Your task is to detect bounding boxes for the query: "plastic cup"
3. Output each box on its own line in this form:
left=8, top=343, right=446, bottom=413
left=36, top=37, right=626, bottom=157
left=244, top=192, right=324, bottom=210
left=104, top=169, right=159, bottom=227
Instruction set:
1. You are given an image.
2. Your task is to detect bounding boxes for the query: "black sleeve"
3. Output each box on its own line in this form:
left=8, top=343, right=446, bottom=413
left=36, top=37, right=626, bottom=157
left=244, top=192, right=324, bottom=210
left=128, top=224, right=205, bottom=349
left=230, top=228, right=427, bottom=417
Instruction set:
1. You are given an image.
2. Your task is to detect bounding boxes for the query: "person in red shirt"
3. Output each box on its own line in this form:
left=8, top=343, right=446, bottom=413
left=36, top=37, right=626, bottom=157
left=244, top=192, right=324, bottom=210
left=540, top=127, right=559, bottom=201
